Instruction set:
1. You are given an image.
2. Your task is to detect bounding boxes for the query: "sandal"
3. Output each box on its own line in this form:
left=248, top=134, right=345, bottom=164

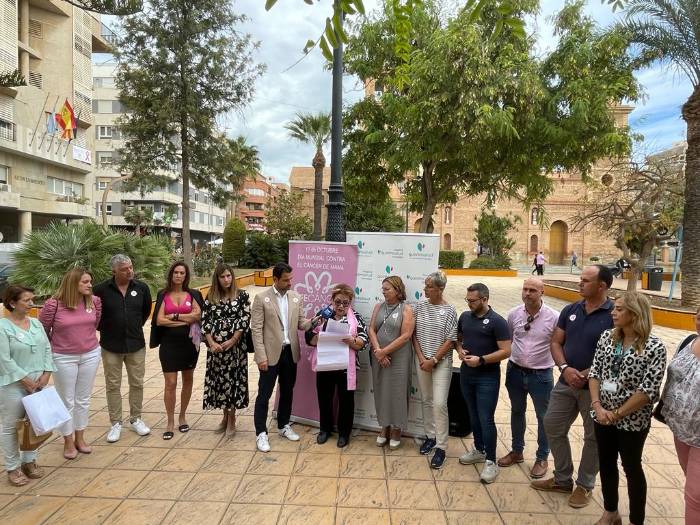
left=8, top=468, right=29, bottom=487
left=76, top=444, right=92, bottom=454
left=162, top=431, right=174, bottom=440
left=178, top=424, right=190, bottom=433
left=21, top=461, right=44, bottom=479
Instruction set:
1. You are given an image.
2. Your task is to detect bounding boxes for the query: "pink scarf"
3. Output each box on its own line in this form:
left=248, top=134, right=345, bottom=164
left=309, top=308, right=359, bottom=391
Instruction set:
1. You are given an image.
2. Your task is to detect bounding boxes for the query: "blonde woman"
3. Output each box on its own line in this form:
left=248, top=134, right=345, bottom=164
left=588, top=292, right=667, bottom=525
left=39, top=269, right=102, bottom=460
left=201, top=263, right=251, bottom=437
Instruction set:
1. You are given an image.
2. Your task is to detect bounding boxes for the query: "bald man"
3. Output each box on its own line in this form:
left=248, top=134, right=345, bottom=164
left=498, top=278, right=559, bottom=479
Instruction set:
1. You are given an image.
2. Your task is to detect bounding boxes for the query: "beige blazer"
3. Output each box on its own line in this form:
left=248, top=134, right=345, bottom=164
left=251, top=286, right=312, bottom=366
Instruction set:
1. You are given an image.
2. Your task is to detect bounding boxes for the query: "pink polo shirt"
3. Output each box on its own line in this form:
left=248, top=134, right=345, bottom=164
left=39, top=297, right=102, bottom=355
left=506, top=302, right=558, bottom=369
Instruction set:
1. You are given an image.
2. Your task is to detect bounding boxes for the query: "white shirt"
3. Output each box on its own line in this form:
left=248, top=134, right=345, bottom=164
left=273, top=286, right=290, bottom=345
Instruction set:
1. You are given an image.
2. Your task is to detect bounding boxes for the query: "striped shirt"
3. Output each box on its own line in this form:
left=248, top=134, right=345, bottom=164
left=413, top=301, right=458, bottom=359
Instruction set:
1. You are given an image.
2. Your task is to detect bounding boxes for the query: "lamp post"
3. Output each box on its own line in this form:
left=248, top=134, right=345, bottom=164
left=325, top=1, right=345, bottom=242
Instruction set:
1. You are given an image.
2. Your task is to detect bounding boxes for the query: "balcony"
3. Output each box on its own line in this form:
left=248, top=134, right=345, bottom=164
left=28, top=0, right=71, bottom=17
left=92, top=19, right=115, bottom=54
left=0, top=183, right=21, bottom=209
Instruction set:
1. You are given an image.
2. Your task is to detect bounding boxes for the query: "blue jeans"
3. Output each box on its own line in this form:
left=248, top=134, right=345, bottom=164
left=505, top=362, right=553, bottom=461
left=460, top=366, right=500, bottom=461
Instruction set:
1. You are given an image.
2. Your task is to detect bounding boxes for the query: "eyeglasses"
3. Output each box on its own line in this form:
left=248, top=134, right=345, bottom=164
left=524, top=315, right=535, bottom=331
left=465, top=297, right=483, bottom=305
left=333, top=299, right=350, bottom=307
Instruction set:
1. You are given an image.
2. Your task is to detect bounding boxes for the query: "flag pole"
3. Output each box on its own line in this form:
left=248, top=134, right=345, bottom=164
left=27, top=92, right=50, bottom=147
left=38, top=95, right=60, bottom=150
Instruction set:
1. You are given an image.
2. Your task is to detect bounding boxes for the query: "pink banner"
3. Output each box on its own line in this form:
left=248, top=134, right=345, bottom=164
left=282, top=241, right=359, bottom=424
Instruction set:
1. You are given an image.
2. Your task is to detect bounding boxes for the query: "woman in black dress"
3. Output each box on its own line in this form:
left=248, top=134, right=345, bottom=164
left=201, top=263, right=251, bottom=437
left=153, top=262, right=203, bottom=440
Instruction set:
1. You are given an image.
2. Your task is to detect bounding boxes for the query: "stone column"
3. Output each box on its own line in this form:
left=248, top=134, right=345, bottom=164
left=19, top=211, right=32, bottom=238
left=19, top=0, right=29, bottom=78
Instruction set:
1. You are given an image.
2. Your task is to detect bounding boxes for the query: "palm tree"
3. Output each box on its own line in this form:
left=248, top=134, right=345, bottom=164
left=621, top=0, right=700, bottom=307
left=285, top=112, right=331, bottom=240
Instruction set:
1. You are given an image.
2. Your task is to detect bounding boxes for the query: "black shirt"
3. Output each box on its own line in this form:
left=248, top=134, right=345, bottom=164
left=557, top=299, right=614, bottom=381
left=457, top=306, right=510, bottom=375
left=93, top=278, right=152, bottom=354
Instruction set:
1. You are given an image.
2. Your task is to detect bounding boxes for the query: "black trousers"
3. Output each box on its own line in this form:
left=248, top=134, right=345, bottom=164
left=254, top=345, right=297, bottom=435
left=316, top=369, right=355, bottom=438
left=594, top=422, right=650, bottom=525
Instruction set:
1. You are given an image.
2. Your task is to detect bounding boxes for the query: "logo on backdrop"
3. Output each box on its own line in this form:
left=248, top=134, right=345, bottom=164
left=414, top=290, right=423, bottom=300
left=294, top=271, right=337, bottom=317
left=385, top=265, right=394, bottom=274
left=417, top=242, right=425, bottom=251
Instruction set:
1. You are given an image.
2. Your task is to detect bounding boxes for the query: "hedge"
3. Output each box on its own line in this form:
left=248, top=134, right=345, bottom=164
left=439, top=250, right=465, bottom=269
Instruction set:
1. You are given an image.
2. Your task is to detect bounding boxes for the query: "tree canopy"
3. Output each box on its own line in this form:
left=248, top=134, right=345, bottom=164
left=343, top=0, right=642, bottom=232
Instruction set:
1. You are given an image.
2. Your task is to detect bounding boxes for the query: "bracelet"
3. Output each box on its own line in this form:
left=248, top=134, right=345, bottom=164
left=591, top=400, right=602, bottom=408
left=432, top=356, right=438, bottom=365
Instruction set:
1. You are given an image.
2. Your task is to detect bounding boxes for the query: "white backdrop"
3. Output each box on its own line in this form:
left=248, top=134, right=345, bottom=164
left=346, top=232, right=440, bottom=435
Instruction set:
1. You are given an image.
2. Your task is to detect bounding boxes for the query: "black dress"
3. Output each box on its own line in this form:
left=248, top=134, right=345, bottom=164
left=155, top=290, right=201, bottom=373
left=201, top=290, right=251, bottom=410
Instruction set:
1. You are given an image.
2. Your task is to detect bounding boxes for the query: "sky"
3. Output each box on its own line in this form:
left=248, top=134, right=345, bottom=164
left=104, top=0, right=693, bottom=184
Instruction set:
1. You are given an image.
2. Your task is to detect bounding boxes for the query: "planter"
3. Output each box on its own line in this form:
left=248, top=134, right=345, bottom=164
left=444, top=268, right=518, bottom=277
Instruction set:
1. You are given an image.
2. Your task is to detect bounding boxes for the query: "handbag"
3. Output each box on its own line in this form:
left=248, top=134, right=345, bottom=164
left=653, top=333, right=697, bottom=424
left=16, top=419, right=52, bottom=451
left=189, top=322, right=202, bottom=349
left=21, top=386, right=71, bottom=435
left=243, top=328, right=254, bottom=354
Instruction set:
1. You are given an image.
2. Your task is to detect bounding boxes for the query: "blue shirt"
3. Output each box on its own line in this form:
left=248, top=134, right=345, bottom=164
left=0, top=318, right=55, bottom=386
left=457, top=307, right=510, bottom=375
left=557, top=299, right=614, bottom=380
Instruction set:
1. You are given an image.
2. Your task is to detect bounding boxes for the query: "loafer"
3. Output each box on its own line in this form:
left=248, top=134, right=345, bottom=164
left=376, top=435, right=388, bottom=447
left=568, top=485, right=593, bottom=508
left=497, top=451, right=524, bottom=467
left=337, top=435, right=349, bottom=448
left=530, top=476, right=573, bottom=494
left=21, top=461, right=44, bottom=479
left=317, top=431, right=331, bottom=444
left=530, top=459, right=548, bottom=479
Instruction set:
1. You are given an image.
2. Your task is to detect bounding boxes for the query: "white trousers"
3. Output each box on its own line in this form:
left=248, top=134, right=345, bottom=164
left=414, top=356, right=452, bottom=450
left=0, top=372, right=40, bottom=471
left=52, top=347, right=101, bottom=436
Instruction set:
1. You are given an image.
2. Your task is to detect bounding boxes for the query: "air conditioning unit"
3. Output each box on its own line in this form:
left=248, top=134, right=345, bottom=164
left=0, top=183, right=9, bottom=192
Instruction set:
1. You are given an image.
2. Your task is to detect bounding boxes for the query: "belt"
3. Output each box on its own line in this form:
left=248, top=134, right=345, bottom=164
left=511, top=361, right=550, bottom=374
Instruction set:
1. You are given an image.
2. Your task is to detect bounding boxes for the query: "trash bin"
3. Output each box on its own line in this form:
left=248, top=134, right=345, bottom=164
left=644, top=267, right=663, bottom=291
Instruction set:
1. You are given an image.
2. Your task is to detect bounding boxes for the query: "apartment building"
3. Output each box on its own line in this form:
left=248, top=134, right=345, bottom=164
left=229, top=172, right=285, bottom=232
left=0, top=0, right=109, bottom=252
left=92, top=63, right=227, bottom=245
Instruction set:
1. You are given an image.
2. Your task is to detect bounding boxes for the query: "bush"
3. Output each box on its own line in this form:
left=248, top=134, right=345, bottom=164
left=238, top=233, right=288, bottom=268
left=468, top=255, right=512, bottom=270
left=222, top=218, right=246, bottom=264
left=192, top=245, right=221, bottom=277
left=439, top=250, right=465, bottom=269
left=11, top=221, right=172, bottom=297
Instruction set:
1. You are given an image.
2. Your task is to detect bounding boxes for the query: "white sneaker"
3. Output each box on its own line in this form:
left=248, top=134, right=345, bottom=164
left=106, top=422, right=122, bottom=443
left=480, top=460, right=499, bottom=483
left=256, top=432, right=271, bottom=452
left=278, top=424, right=300, bottom=441
left=459, top=448, right=487, bottom=465
left=129, top=418, right=151, bottom=436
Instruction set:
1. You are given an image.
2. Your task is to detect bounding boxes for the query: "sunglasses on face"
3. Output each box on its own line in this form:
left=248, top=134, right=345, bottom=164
left=524, top=315, right=535, bottom=331
left=333, top=300, right=350, bottom=307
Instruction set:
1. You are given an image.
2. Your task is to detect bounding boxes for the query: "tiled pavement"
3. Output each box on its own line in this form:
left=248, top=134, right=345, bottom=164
left=1, top=275, right=691, bottom=524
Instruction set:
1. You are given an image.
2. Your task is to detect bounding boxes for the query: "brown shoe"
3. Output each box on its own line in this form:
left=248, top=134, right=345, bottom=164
left=530, top=459, right=548, bottom=479
left=7, top=469, right=29, bottom=487
left=20, top=461, right=44, bottom=479
left=530, top=476, right=573, bottom=493
left=497, top=451, right=524, bottom=467
left=568, top=485, right=593, bottom=508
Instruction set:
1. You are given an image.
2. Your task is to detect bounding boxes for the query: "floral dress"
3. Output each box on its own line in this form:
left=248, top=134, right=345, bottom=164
left=201, top=290, right=251, bottom=410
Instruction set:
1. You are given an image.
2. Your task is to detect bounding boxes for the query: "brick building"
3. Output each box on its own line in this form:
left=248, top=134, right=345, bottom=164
left=229, top=173, right=286, bottom=232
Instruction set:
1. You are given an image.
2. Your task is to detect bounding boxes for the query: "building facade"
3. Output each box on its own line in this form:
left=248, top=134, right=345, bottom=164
left=229, top=172, right=286, bottom=232
left=92, top=63, right=227, bottom=245
left=289, top=166, right=330, bottom=236
left=0, top=0, right=109, bottom=252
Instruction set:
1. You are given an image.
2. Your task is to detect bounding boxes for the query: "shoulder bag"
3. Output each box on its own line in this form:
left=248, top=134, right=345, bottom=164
left=652, top=333, right=697, bottom=424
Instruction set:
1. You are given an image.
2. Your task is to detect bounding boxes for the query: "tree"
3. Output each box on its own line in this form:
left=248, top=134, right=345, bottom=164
left=223, top=218, right=246, bottom=264
left=115, top=0, right=263, bottom=268
left=620, top=0, right=700, bottom=304
left=473, top=210, right=520, bottom=267
left=570, top=156, right=684, bottom=290
left=285, top=112, right=331, bottom=240
left=343, top=0, right=641, bottom=232
left=58, top=1, right=142, bottom=14
left=265, top=189, right=313, bottom=241
left=123, top=206, right=154, bottom=236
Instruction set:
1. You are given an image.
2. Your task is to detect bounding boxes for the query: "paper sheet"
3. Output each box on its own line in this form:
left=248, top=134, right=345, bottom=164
left=316, top=320, right=350, bottom=371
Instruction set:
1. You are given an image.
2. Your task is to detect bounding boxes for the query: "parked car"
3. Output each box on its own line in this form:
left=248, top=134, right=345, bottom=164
left=0, top=264, right=13, bottom=301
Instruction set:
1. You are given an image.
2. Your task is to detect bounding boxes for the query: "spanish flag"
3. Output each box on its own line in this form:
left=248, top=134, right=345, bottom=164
left=54, top=99, right=77, bottom=141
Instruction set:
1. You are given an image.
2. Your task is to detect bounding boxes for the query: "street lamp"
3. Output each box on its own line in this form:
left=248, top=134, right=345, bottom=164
left=325, top=0, right=346, bottom=242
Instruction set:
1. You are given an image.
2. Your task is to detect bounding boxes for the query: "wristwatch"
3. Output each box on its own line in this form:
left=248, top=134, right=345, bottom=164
left=478, top=356, right=486, bottom=366
left=558, top=363, right=568, bottom=373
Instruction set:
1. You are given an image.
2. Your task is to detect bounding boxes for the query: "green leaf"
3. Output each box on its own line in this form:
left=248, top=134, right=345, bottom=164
left=303, top=39, right=316, bottom=54
left=264, top=0, right=278, bottom=11
left=332, top=12, right=349, bottom=44
left=319, top=35, right=333, bottom=61
left=303, top=0, right=313, bottom=4
left=353, top=0, right=365, bottom=16
left=325, top=18, right=338, bottom=48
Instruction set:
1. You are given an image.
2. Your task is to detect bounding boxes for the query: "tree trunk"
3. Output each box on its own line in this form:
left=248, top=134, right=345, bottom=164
left=627, top=265, right=641, bottom=291
left=101, top=174, right=132, bottom=230
left=419, top=160, right=436, bottom=233
left=181, top=133, right=192, bottom=267
left=681, top=85, right=700, bottom=308
left=312, top=149, right=325, bottom=240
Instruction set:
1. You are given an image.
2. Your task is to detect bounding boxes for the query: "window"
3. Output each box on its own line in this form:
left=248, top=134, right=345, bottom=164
left=0, top=165, right=8, bottom=184
left=246, top=187, right=265, bottom=197
left=97, top=181, right=107, bottom=190
left=97, top=152, right=113, bottom=167
left=96, top=203, right=112, bottom=216
left=531, top=207, right=539, bottom=225
left=98, top=125, right=113, bottom=139
left=0, top=119, right=15, bottom=141
left=47, top=177, right=83, bottom=198
left=216, top=216, right=224, bottom=226
left=94, top=77, right=115, bottom=88
left=94, top=100, right=113, bottom=114
left=444, top=206, right=452, bottom=225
